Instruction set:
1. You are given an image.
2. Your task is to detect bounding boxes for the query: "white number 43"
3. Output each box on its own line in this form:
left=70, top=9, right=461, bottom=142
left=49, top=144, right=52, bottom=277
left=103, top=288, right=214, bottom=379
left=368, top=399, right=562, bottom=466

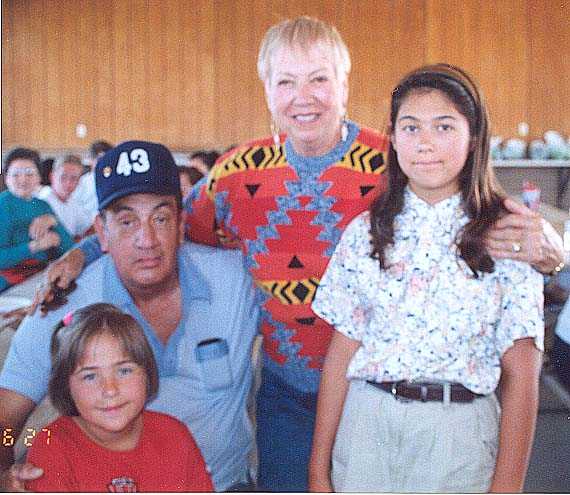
left=116, top=149, right=151, bottom=176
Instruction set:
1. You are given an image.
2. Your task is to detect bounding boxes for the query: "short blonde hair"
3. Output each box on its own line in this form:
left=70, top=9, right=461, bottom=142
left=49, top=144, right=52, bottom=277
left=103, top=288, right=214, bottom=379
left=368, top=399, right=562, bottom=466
left=257, top=16, right=351, bottom=83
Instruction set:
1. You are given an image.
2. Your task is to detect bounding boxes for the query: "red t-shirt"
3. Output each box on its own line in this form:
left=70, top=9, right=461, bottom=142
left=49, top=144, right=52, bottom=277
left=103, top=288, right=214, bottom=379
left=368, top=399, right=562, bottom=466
left=26, top=410, right=213, bottom=492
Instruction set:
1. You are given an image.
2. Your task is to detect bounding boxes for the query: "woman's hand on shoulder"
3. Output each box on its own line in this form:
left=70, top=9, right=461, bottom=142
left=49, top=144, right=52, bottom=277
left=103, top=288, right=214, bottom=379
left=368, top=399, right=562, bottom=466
left=484, top=197, right=564, bottom=274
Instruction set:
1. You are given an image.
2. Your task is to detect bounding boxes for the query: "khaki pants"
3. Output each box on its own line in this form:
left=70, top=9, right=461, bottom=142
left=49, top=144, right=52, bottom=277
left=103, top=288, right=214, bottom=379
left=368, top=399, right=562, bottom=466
left=332, top=380, right=500, bottom=493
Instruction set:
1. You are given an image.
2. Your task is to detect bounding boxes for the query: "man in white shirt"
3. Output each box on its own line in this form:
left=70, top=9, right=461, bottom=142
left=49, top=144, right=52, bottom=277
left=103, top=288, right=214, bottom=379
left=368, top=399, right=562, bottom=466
left=70, top=140, right=113, bottom=223
left=37, top=155, right=93, bottom=238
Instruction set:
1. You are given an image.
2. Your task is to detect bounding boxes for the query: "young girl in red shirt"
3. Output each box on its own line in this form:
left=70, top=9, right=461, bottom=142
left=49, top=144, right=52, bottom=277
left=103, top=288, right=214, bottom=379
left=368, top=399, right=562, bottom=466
left=26, top=303, right=213, bottom=492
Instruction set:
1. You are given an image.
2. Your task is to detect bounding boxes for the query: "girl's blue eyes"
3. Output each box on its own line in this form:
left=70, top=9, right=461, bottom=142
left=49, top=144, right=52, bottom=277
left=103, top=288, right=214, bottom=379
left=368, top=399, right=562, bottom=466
left=79, top=367, right=135, bottom=382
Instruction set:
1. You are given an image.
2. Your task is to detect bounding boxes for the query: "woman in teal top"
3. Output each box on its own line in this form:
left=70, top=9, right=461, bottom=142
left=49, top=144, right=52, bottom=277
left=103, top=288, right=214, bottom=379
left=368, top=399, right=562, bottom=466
left=0, top=148, right=74, bottom=292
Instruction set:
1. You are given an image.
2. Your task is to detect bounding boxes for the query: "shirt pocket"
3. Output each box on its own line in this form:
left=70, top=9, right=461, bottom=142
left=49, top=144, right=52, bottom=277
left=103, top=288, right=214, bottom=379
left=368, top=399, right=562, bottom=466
left=195, top=338, right=234, bottom=391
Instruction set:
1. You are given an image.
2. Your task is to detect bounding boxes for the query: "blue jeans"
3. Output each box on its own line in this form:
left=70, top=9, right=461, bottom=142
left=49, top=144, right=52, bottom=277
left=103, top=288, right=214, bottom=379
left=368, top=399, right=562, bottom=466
left=255, top=369, right=318, bottom=492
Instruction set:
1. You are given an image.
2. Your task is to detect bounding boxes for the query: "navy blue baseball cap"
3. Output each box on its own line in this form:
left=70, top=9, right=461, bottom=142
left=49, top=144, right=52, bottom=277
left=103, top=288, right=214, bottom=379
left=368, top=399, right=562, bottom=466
left=95, top=140, right=181, bottom=210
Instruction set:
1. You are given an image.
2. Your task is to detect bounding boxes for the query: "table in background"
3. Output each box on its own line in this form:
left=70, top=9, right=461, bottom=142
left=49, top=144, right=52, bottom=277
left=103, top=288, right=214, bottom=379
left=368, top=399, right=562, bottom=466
left=494, top=160, right=570, bottom=210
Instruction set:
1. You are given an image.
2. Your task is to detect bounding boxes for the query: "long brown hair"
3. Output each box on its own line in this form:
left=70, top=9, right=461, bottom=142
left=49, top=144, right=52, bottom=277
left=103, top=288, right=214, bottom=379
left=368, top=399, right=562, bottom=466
left=369, top=63, right=505, bottom=277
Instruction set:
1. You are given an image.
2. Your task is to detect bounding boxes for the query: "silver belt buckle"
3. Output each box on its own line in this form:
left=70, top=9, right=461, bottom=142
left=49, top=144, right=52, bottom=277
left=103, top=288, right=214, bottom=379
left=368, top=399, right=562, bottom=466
left=391, top=381, right=411, bottom=402
left=443, top=382, right=451, bottom=405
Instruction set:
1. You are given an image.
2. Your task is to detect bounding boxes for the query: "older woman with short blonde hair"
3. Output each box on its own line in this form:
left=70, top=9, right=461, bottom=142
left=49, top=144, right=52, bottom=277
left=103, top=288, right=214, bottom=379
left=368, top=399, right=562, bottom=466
left=187, top=18, right=390, bottom=490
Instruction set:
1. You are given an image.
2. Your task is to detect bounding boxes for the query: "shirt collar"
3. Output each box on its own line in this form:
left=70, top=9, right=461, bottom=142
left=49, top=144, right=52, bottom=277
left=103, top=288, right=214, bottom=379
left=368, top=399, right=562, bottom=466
left=400, top=187, right=464, bottom=231
left=177, top=247, right=212, bottom=301
left=284, top=120, right=360, bottom=175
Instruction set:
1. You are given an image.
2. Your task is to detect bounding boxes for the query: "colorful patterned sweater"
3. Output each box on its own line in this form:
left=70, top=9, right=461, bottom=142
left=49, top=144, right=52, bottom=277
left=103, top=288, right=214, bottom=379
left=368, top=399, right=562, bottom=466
left=185, top=122, right=388, bottom=393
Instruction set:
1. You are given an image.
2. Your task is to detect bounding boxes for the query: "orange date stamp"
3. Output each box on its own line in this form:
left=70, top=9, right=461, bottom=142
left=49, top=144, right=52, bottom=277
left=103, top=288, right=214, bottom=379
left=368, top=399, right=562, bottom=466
left=2, top=428, right=51, bottom=448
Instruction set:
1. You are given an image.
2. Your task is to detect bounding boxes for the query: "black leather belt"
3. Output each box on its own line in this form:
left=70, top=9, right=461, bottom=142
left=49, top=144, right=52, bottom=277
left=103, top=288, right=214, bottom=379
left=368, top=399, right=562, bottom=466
left=366, top=380, right=484, bottom=403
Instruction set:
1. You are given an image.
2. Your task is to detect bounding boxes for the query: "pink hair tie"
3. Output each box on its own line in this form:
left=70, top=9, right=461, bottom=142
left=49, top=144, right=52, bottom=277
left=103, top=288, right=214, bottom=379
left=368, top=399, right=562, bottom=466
left=62, top=311, right=74, bottom=327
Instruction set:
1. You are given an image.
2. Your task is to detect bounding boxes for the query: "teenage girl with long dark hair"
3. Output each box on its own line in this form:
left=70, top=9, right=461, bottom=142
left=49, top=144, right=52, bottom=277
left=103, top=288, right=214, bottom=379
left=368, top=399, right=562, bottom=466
left=309, top=64, right=543, bottom=493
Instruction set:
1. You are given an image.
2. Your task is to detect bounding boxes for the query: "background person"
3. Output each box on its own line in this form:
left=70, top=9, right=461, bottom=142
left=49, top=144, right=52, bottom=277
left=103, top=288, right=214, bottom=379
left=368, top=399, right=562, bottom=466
left=71, top=140, right=113, bottom=223
left=0, top=147, right=74, bottom=292
left=26, top=303, right=213, bottom=492
left=188, top=150, right=219, bottom=176
left=38, top=158, right=54, bottom=187
left=37, top=155, right=93, bottom=239
left=309, top=64, right=543, bottom=493
left=179, top=165, right=205, bottom=200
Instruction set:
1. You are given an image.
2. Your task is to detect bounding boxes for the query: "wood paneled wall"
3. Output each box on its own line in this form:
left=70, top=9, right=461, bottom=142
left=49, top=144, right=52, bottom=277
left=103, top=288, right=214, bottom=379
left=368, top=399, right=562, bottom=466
left=2, top=0, right=569, bottom=151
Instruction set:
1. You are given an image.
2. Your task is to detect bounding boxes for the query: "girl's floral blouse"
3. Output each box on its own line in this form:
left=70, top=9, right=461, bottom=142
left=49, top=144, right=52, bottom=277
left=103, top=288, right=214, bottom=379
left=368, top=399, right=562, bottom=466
left=313, top=188, right=544, bottom=394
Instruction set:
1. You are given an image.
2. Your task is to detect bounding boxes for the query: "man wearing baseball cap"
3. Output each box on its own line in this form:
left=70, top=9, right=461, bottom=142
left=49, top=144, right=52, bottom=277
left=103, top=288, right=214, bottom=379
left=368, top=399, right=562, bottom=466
left=0, top=141, right=258, bottom=491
